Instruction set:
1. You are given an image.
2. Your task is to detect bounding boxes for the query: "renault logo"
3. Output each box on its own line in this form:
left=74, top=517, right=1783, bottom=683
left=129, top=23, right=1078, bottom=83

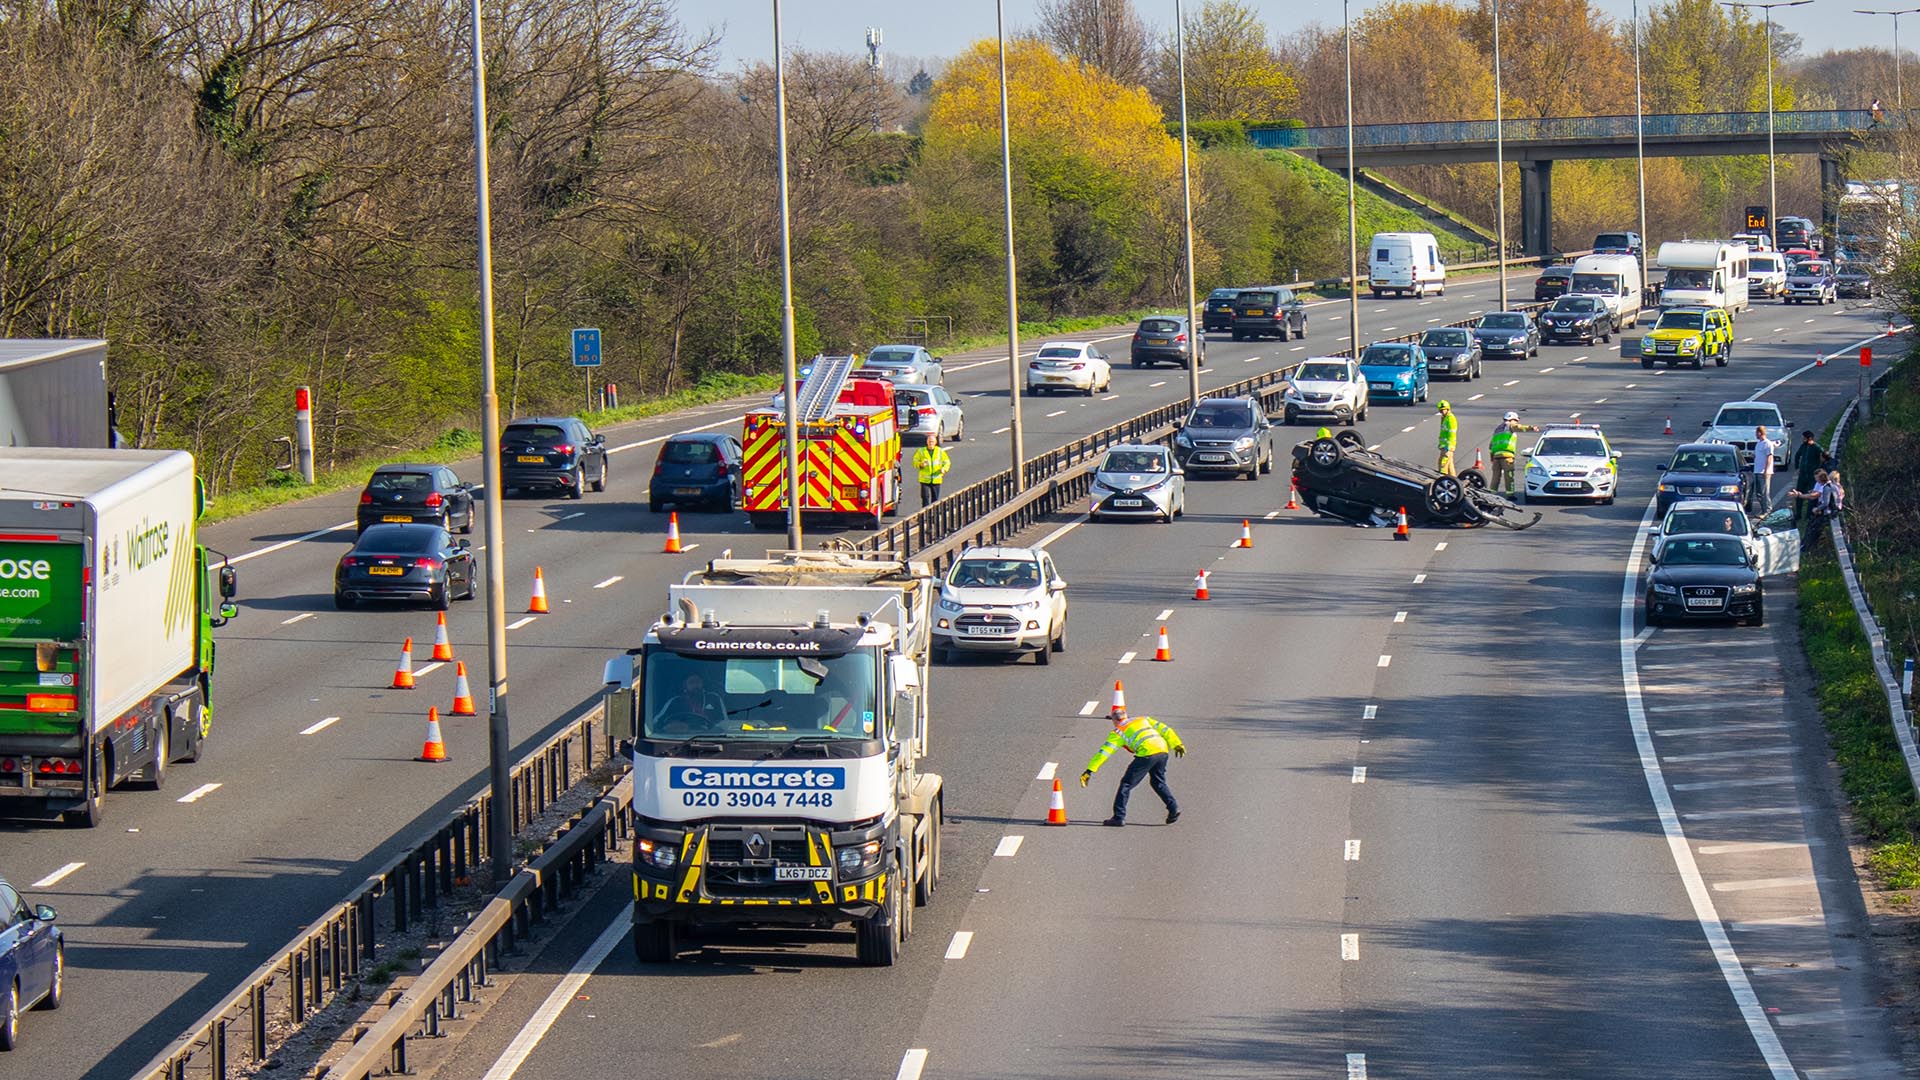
left=747, top=832, right=768, bottom=858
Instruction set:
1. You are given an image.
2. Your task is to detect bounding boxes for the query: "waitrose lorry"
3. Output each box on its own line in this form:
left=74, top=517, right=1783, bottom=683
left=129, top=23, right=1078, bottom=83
left=0, top=448, right=237, bottom=826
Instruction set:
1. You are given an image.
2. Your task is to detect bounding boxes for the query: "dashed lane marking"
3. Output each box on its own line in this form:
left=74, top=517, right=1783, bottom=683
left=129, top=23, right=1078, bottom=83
left=1037, top=762, right=1058, bottom=781
left=1434, top=542, right=1447, bottom=551
left=1413, top=573, right=1426, bottom=584
left=1713, top=876, right=1820, bottom=892
left=1539, top=367, right=1556, bottom=373
left=232, top=520, right=355, bottom=565
left=1682, top=806, right=1799, bottom=821
left=1352, top=766, right=1367, bottom=783
left=593, top=575, right=623, bottom=589
left=1656, top=721, right=1790, bottom=737
left=282, top=612, right=314, bottom=626
left=994, top=836, right=1024, bottom=857
left=1377, top=655, right=1391, bottom=667
left=300, top=716, right=341, bottom=736
left=1595, top=398, right=1608, bottom=404
left=1149, top=381, right=1167, bottom=388
left=1671, top=776, right=1793, bottom=792
left=1393, top=611, right=1407, bottom=622
left=1467, top=393, right=1484, bottom=401
left=177, top=783, right=222, bottom=804
left=945, top=932, right=974, bottom=960
left=1663, top=746, right=1792, bottom=764
left=1503, top=379, right=1520, bottom=386
left=480, top=915, right=631, bottom=1080
left=1401, top=426, right=1416, bottom=433
left=1625, top=383, right=1638, bottom=388
left=1379, top=326, right=1397, bottom=332
left=897, top=1050, right=930, bottom=1080
left=1345, top=840, right=1361, bottom=861
left=31, top=863, right=83, bottom=888
left=506, top=616, right=537, bottom=630
left=1079, top=701, right=1099, bottom=716
left=1291, top=345, right=1306, bottom=351
left=1156, top=609, right=1173, bottom=620
left=1348, top=1054, right=1368, bottom=1079
left=1363, top=704, right=1377, bottom=719
left=1341, top=933, right=1360, bottom=960
left=992, top=426, right=1010, bottom=435
left=1118, top=651, right=1137, bottom=664
left=1045, top=410, right=1067, bottom=418
left=414, top=662, right=445, bottom=678
left=1699, top=840, right=1814, bottom=856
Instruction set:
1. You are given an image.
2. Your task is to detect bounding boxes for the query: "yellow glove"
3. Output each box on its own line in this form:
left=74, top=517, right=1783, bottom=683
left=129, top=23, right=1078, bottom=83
left=1079, top=770, right=1092, bottom=787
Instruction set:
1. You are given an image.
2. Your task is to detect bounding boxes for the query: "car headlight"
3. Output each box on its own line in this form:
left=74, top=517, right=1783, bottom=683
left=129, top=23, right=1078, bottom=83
left=1682, top=336, right=1700, bottom=351
left=1089, top=481, right=1110, bottom=496
left=1527, top=464, right=1548, bottom=477
left=1174, top=432, right=1193, bottom=446
left=1234, top=437, right=1256, bottom=450
left=937, top=597, right=963, bottom=613
left=637, top=837, right=680, bottom=870
left=837, top=839, right=883, bottom=875
left=1651, top=583, right=1678, bottom=595
left=1717, top=484, right=1741, bottom=494
left=1589, top=466, right=1613, bottom=478
left=1657, top=483, right=1674, bottom=492
left=1395, top=372, right=1413, bottom=383
left=1012, top=600, right=1041, bottom=612
left=1508, top=334, right=1528, bottom=344
left=1731, top=583, right=1759, bottom=594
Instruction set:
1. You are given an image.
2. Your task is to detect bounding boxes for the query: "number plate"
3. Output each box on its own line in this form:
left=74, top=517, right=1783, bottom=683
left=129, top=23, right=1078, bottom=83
left=381, top=514, right=412, bottom=523
left=1046, top=375, right=1070, bottom=383
left=1685, top=597, right=1722, bottom=609
left=675, top=488, right=702, bottom=496
left=516, top=454, right=546, bottom=463
left=1148, top=338, right=1168, bottom=345
left=966, top=625, right=1015, bottom=637
left=1195, top=454, right=1228, bottom=463
left=368, top=566, right=404, bottom=576
left=774, top=866, right=831, bottom=881
left=1550, top=482, right=1584, bottom=491
left=1243, top=309, right=1265, bottom=316
left=1110, top=498, right=1144, bottom=507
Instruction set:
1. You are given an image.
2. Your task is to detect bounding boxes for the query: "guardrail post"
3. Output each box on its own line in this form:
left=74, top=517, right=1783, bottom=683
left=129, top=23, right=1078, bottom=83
left=441, top=831, right=457, bottom=895
left=410, top=854, right=426, bottom=920
left=443, top=979, right=460, bottom=1022
left=211, top=1018, right=227, bottom=1077
left=290, top=953, right=306, bottom=1024
left=423, top=845, right=440, bottom=909
left=425, top=999, right=442, bottom=1039
left=390, top=1030, right=408, bottom=1074
left=393, top=868, right=408, bottom=934
left=328, top=923, right=342, bottom=992
left=309, top=937, right=324, bottom=1009
left=251, top=983, right=268, bottom=1060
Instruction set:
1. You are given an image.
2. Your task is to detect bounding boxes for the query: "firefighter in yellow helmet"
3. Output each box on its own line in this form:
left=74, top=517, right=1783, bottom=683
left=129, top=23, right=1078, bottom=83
left=1080, top=706, right=1185, bottom=826
left=1435, top=399, right=1457, bottom=473
left=1315, top=426, right=1333, bottom=440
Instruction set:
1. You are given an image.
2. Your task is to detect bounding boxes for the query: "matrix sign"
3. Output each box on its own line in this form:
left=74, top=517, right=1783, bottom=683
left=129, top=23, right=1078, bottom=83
left=1745, top=205, right=1769, bottom=232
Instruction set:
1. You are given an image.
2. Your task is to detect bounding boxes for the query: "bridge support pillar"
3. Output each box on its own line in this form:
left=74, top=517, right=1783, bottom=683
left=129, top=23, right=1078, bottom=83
left=1519, top=160, right=1554, bottom=260
left=1820, top=154, right=1847, bottom=252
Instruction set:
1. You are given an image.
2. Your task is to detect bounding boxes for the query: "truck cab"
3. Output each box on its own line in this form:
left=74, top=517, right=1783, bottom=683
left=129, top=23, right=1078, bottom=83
left=603, top=551, right=942, bottom=967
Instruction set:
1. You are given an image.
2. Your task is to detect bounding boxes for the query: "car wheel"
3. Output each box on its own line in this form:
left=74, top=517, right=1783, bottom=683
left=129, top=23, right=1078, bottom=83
left=1334, top=430, right=1367, bottom=450
left=39, top=945, right=61, bottom=1011
left=1645, top=603, right=1664, bottom=628
left=1, top=979, right=16, bottom=1051
left=1259, top=451, right=1273, bottom=475
left=461, top=571, right=477, bottom=601
left=1132, top=358, right=1142, bottom=368
left=1641, top=358, right=1655, bottom=369
left=1282, top=408, right=1296, bottom=425
left=1231, top=331, right=1245, bottom=342
left=432, top=584, right=450, bottom=611
left=334, top=592, right=355, bottom=611
left=1359, top=403, right=1369, bottom=420
left=1306, top=437, right=1344, bottom=474
left=569, top=466, right=586, bottom=498
left=1749, top=605, right=1766, bottom=627
left=632, top=918, right=679, bottom=964
left=1716, top=347, right=1730, bottom=368
left=1052, top=619, right=1066, bottom=652
left=1342, top=409, right=1357, bottom=428
left=649, top=499, right=663, bottom=513
left=1035, top=640, right=1051, bottom=664
left=136, top=718, right=168, bottom=791
left=1458, top=467, right=1488, bottom=489
left=1602, top=328, right=1613, bottom=343
left=1693, top=356, right=1704, bottom=370
left=591, top=462, right=608, bottom=493
left=1425, top=474, right=1467, bottom=517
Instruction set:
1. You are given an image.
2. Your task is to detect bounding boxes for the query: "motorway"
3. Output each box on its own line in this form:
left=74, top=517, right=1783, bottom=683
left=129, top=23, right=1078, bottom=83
left=3, top=273, right=1903, bottom=1078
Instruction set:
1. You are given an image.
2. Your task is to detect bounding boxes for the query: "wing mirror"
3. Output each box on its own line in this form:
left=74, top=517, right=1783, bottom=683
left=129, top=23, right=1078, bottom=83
left=1756, top=526, right=1773, bottom=537
left=456, top=538, right=472, bottom=550
left=218, top=564, right=238, bottom=599
left=33, top=904, right=55, bottom=922
left=1049, top=578, right=1066, bottom=592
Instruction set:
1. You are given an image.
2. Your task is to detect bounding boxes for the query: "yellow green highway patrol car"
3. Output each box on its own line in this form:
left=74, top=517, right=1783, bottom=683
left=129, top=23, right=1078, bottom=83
left=1640, top=306, right=1733, bottom=370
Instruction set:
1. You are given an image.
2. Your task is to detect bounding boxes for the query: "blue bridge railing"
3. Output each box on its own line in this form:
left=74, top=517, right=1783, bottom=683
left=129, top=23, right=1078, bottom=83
left=1252, top=110, right=1874, bottom=150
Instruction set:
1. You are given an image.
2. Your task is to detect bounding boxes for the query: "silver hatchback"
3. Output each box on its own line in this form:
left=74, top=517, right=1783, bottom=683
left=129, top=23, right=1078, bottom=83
left=1088, top=444, right=1185, bottom=522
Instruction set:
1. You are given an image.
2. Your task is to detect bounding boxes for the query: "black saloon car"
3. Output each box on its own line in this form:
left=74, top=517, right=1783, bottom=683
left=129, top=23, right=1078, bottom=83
left=1172, top=396, right=1272, bottom=479
left=1655, top=443, right=1746, bottom=515
left=1534, top=265, right=1574, bottom=300
left=1202, top=288, right=1241, bottom=333
left=1538, top=295, right=1616, bottom=344
left=500, top=417, right=608, bottom=498
left=1472, top=311, right=1539, bottom=358
left=1131, top=315, right=1200, bottom=368
left=1645, top=534, right=1764, bottom=626
left=356, top=464, right=475, bottom=535
left=1230, top=287, right=1308, bottom=341
left=1416, top=327, right=1482, bottom=381
left=1290, top=433, right=1539, bottom=530
left=0, top=875, right=63, bottom=1050
left=650, top=433, right=744, bottom=513
left=335, top=524, right=476, bottom=610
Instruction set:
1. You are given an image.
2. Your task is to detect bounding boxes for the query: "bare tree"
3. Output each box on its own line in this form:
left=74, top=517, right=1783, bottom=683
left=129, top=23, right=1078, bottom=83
left=1036, top=0, right=1151, bottom=86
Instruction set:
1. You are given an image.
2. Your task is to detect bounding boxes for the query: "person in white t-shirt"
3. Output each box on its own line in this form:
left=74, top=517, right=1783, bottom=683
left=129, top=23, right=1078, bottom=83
left=1748, top=425, right=1781, bottom=514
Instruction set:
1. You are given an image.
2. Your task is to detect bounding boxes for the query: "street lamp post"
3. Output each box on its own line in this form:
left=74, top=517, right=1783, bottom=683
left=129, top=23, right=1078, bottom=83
left=773, top=0, right=803, bottom=551
left=1633, top=0, right=1648, bottom=262
left=1724, top=0, right=1812, bottom=244
left=466, top=0, right=514, bottom=880
left=1493, top=0, right=1509, bottom=309
left=1856, top=8, right=1919, bottom=114
left=995, top=0, right=1026, bottom=483
left=1344, top=0, right=1361, bottom=355
left=1175, top=0, right=1201, bottom=404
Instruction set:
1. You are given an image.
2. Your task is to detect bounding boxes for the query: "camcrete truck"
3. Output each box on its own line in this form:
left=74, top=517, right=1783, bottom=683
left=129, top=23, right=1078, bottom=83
left=602, top=550, right=943, bottom=966
left=0, top=449, right=237, bottom=826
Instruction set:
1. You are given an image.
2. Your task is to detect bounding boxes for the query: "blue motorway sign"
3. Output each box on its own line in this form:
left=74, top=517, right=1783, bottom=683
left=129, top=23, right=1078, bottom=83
left=572, top=327, right=602, bottom=368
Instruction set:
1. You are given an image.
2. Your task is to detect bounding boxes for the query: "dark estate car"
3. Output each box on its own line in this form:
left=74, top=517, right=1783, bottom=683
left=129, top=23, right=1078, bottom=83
left=1417, top=327, right=1482, bottom=381
left=1131, top=315, right=1200, bottom=368
left=1534, top=265, right=1574, bottom=300
left=0, top=875, right=63, bottom=1049
left=1645, top=533, right=1764, bottom=627
left=1591, top=231, right=1644, bottom=262
left=356, top=464, right=475, bottom=535
left=1172, top=396, right=1272, bottom=479
left=1203, top=288, right=1241, bottom=333
left=1472, top=311, right=1540, bottom=358
left=334, top=523, right=476, bottom=610
left=650, top=432, right=744, bottom=513
left=500, top=416, right=608, bottom=498
left=1538, top=295, right=1617, bottom=344
left=1230, top=287, right=1307, bottom=341
left=1835, top=262, right=1876, bottom=299
left=1655, top=443, right=1746, bottom=515
left=1290, top=432, right=1539, bottom=530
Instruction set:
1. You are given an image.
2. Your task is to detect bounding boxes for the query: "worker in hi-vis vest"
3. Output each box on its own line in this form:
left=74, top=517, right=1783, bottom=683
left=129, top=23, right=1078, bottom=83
left=1436, top=400, right=1457, bottom=474
left=1488, top=411, right=1540, bottom=495
left=912, top=432, right=951, bottom=508
left=1080, top=706, right=1185, bottom=826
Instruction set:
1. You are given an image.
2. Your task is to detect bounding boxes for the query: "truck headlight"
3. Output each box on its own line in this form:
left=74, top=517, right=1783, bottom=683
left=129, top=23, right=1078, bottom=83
left=1652, top=583, right=1678, bottom=595
left=637, top=837, right=680, bottom=870
left=838, top=839, right=882, bottom=874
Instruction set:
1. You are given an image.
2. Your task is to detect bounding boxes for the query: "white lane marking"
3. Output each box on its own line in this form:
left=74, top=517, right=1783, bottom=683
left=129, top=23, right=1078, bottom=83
left=177, top=782, right=222, bottom=804
left=560, top=511, right=585, bottom=520
left=231, top=520, right=355, bottom=565
left=1742, top=336, right=1756, bottom=343
left=593, top=575, right=623, bottom=589
left=1656, top=722, right=1787, bottom=737
left=1683, top=806, right=1799, bottom=821
left=1572, top=355, right=1590, bottom=362
left=1348, top=1054, right=1368, bottom=1079
left=1155, top=608, right=1173, bottom=620
left=1401, top=426, right=1416, bottom=433
left=896, top=1050, right=930, bottom=1080
left=1503, top=379, right=1519, bottom=386
left=1036, top=762, right=1058, bottom=781
left=481, top=914, right=630, bottom=1080
left=1625, top=382, right=1638, bottom=388
left=1467, top=393, right=1484, bottom=401
left=300, top=716, right=342, bottom=736
left=1337, top=336, right=1351, bottom=341
left=1363, top=705, right=1377, bottom=719
left=1699, top=840, right=1812, bottom=856
left=1412, top=574, right=1426, bottom=584
left=1045, top=410, right=1067, bottom=418
left=1118, top=651, right=1137, bottom=664
left=1803, top=318, right=1816, bottom=324
left=281, top=612, right=314, bottom=626
left=1617, top=495, right=1797, bottom=1078
left=1647, top=699, right=1782, bottom=713
left=1595, top=398, right=1608, bottom=404
left=1377, top=655, right=1391, bottom=667
left=1713, top=876, right=1820, bottom=892
left=1291, top=345, right=1306, bottom=352
left=1345, top=840, right=1361, bottom=861
left=1378, top=325, right=1397, bottom=332
left=945, top=932, right=974, bottom=960
left=606, top=413, right=739, bottom=455
left=414, top=661, right=445, bottom=678
left=1265, top=510, right=1279, bottom=519
left=1372, top=306, right=1389, bottom=312
left=1775, top=1008, right=1857, bottom=1028
left=1539, top=367, right=1556, bottom=373
left=1035, top=515, right=1089, bottom=550
left=1352, top=766, right=1367, bottom=783
left=1393, top=611, right=1407, bottom=622
left=1149, top=381, right=1167, bottom=388
left=1569, top=413, right=1582, bottom=422
left=1100, top=394, right=1119, bottom=401
left=994, top=836, right=1024, bottom=858
left=1433, top=541, right=1447, bottom=551
left=1341, top=933, right=1360, bottom=960
left=1367, top=444, right=1382, bottom=451
left=1243, top=357, right=1257, bottom=363
left=1754, top=326, right=1908, bottom=398
left=1664, top=746, right=1792, bottom=764
left=506, top=616, right=536, bottom=630
left=1426, top=317, right=1442, bottom=323
left=31, top=863, right=83, bottom=888
left=1672, top=776, right=1792, bottom=791
left=1772, top=326, right=1788, bottom=333
left=992, top=426, right=1011, bottom=435
left=1079, top=700, right=1099, bottom=716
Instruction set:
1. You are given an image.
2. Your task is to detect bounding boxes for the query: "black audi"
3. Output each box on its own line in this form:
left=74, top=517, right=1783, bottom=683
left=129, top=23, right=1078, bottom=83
left=356, top=464, right=476, bottom=534
left=334, top=524, right=477, bottom=610
left=1644, top=534, right=1764, bottom=627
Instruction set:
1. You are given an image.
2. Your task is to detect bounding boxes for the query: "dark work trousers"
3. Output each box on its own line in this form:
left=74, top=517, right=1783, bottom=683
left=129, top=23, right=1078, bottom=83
left=920, top=481, right=942, bottom=507
left=1793, top=471, right=1818, bottom=523
left=1112, top=752, right=1177, bottom=819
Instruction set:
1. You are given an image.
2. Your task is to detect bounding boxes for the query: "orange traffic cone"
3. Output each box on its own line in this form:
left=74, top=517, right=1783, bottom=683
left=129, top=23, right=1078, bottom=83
left=1194, top=570, right=1210, bottom=600
left=1815, top=351, right=1826, bottom=367
left=1110, top=680, right=1127, bottom=716
left=1237, top=520, right=1253, bottom=548
left=416, top=707, right=449, bottom=763
left=1044, top=778, right=1068, bottom=825
left=1473, top=447, right=1484, bottom=470
left=663, top=512, right=684, bottom=554
left=1153, top=626, right=1172, bottom=662
left=450, top=661, right=477, bottom=716
left=1393, top=507, right=1410, bottom=541
left=431, top=612, right=454, bottom=661
left=528, top=567, right=550, bottom=614
left=1286, top=481, right=1300, bottom=511
left=391, top=638, right=416, bottom=690
left=1663, top=416, right=1673, bottom=435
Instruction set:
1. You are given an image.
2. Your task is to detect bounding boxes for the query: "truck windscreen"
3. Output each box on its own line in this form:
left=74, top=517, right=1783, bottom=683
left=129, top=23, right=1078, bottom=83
left=643, top=651, right=879, bottom=740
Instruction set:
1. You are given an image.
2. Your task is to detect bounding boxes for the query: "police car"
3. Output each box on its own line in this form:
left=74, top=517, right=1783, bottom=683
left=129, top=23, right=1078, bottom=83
left=1523, top=425, right=1620, bottom=505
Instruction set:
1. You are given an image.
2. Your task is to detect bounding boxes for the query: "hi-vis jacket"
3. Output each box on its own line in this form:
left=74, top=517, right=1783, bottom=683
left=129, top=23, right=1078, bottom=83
left=913, top=445, right=952, bottom=485
left=1085, top=715, right=1185, bottom=774
left=1438, top=411, right=1458, bottom=450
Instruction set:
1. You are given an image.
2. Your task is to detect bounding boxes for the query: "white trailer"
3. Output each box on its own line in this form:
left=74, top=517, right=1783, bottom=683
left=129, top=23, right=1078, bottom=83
left=1656, top=241, right=1750, bottom=315
left=0, top=339, right=113, bottom=449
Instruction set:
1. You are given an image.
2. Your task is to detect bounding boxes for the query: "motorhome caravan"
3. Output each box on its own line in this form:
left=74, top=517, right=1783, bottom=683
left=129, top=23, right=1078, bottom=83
left=1655, top=241, right=1750, bottom=315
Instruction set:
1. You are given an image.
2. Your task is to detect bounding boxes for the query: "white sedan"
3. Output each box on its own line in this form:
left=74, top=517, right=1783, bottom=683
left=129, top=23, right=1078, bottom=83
left=894, top=384, right=964, bottom=442
left=1522, top=427, right=1620, bottom=505
left=1026, top=341, right=1113, bottom=396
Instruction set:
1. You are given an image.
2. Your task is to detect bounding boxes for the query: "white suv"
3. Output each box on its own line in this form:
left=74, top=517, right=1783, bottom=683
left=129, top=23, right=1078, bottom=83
left=931, top=546, right=1067, bottom=664
left=1524, top=426, right=1620, bottom=504
left=1281, top=357, right=1369, bottom=426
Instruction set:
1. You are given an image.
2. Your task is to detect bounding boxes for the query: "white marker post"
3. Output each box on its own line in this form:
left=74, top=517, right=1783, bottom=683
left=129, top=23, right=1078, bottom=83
left=293, top=385, right=315, bottom=484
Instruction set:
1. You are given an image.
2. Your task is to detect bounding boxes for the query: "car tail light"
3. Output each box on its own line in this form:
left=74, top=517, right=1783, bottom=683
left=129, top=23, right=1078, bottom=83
left=1029, top=361, right=1042, bottom=369
left=424, top=492, right=443, bottom=508
left=1175, top=334, right=1187, bottom=343
left=918, top=407, right=935, bottom=418
left=415, top=558, right=441, bottom=570
left=359, top=492, right=373, bottom=505
left=1070, top=362, right=1086, bottom=370
left=1, top=758, right=16, bottom=772
left=555, top=444, right=573, bottom=456
left=341, top=556, right=359, bottom=568
left=1132, top=332, right=1140, bottom=342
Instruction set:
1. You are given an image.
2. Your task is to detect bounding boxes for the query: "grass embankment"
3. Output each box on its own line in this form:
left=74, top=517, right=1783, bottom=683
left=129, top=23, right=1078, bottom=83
left=1798, top=356, right=1920, bottom=894
left=1264, top=151, right=1486, bottom=263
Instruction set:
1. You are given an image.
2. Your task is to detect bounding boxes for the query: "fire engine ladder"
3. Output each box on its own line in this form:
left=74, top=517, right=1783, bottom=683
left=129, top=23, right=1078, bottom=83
left=794, top=355, right=857, bottom=422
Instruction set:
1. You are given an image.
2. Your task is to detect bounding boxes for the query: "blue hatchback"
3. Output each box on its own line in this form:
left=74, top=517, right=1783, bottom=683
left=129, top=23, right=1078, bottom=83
left=1358, top=342, right=1430, bottom=404
left=0, top=876, right=64, bottom=1049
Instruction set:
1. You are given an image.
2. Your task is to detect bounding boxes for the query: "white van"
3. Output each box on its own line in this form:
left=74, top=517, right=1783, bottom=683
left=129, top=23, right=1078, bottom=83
left=1655, top=240, right=1750, bottom=315
left=1568, top=253, right=1644, bottom=327
left=1369, top=232, right=1446, bottom=298
left=1746, top=251, right=1787, bottom=298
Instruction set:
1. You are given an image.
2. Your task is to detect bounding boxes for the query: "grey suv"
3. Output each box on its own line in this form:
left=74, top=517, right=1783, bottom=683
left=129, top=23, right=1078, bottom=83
left=501, top=416, right=609, bottom=498
left=1172, top=396, right=1273, bottom=480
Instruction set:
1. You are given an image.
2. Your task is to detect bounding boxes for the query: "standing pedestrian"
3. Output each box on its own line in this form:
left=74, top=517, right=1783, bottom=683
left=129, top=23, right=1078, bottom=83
left=1872, top=97, right=1887, bottom=127
left=1080, top=706, right=1184, bottom=826
left=1748, top=425, right=1780, bottom=515
left=1436, top=400, right=1458, bottom=474
left=1488, top=411, right=1541, bottom=496
left=912, top=432, right=951, bottom=508
left=1790, top=430, right=1822, bottom=524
